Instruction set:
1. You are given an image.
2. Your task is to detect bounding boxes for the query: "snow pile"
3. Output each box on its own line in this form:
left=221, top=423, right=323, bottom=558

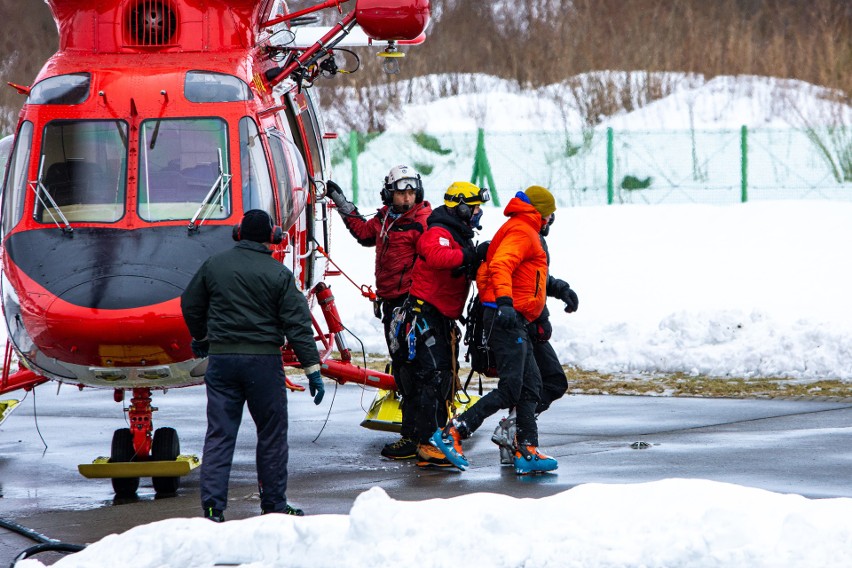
left=20, top=479, right=852, bottom=568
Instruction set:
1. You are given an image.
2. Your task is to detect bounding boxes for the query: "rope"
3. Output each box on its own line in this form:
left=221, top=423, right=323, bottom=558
left=314, top=244, right=376, bottom=301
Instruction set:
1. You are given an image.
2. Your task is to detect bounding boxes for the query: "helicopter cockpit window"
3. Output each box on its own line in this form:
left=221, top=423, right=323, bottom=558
left=28, top=73, right=91, bottom=105
left=138, top=118, right=231, bottom=222
left=2, top=122, right=33, bottom=236
left=239, top=117, right=275, bottom=216
left=267, top=129, right=309, bottom=231
left=34, top=120, right=128, bottom=224
left=185, top=71, right=253, bottom=103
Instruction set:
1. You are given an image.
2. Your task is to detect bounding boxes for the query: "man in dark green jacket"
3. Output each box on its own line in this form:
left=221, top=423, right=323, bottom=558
left=181, top=209, right=324, bottom=522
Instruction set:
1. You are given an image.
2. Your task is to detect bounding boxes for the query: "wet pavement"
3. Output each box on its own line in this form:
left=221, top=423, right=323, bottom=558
left=2, top=382, right=852, bottom=564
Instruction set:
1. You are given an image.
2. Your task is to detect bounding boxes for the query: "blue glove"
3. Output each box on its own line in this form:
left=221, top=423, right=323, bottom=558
left=307, top=370, right=325, bottom=405
left=191, top=338, right=209, bottom=358
left=495, top=296, right=517, bottom=329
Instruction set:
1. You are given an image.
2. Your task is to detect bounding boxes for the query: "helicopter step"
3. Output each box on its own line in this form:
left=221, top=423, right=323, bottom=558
left=78, top=455, right=201, bottom=479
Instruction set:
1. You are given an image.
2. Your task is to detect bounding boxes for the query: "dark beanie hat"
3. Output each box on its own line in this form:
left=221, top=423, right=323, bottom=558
left=240, top=209, right=273, bottom=243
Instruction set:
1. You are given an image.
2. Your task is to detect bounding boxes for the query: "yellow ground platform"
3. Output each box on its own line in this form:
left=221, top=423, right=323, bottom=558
left=0, top=399, right=20, bottom=426
left=360, top=389, right=481, bottom=432
left=78, top=454, right=201, bottom=479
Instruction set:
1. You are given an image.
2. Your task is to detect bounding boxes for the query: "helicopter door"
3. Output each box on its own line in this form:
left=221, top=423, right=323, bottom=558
left=267, top=129, right=309, bottom=233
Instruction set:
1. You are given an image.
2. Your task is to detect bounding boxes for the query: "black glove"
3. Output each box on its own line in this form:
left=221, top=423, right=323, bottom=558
left=461, top=245, right=476, bottom=267
left=191, top=338, right=209, bottom=358
left=325, top=179, right=344, bottom=199
left=495, top=296, right=517, bottom=329
left=561, top=287, right=579, bottom=313
left=451, top=245, right=477, bottom=278
left=307, top=370, right=325, bottom=405
left=475, top=240, right=490, bottom=263
left=529, top=317, right=552, bottom=342
left=325, top=180, right=355, bottom=214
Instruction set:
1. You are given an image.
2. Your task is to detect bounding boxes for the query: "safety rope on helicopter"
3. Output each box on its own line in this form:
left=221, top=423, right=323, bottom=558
left=314, top=244, right=377, bottom=302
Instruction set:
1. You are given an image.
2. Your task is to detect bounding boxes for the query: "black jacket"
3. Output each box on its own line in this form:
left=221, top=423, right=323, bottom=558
left=181, top=241, right=320, bottom=367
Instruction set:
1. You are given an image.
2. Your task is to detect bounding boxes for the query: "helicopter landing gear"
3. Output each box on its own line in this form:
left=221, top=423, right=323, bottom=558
left=79, top=388, right=200, bottom=494
left=151, top=427, right=181, bottom=495
left=110, top=427, right=140, bottom=496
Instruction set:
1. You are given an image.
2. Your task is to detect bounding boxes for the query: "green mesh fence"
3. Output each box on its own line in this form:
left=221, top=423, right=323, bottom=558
left=327, top=127, right=852, bottom=209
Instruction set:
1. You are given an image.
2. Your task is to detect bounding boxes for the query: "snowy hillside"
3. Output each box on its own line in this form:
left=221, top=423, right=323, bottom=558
left=320, top=73, right=852, bottom=211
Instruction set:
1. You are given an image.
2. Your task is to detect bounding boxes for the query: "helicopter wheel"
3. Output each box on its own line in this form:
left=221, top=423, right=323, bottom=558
left=151, top=427, right=181, bottom=496
left=109, top=428, right=140, bottom=496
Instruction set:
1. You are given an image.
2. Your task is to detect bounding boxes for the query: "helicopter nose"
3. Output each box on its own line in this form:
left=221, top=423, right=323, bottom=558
left=58, top=274, right=185, bottom=309
left=4, top=225, right=233, bottom=310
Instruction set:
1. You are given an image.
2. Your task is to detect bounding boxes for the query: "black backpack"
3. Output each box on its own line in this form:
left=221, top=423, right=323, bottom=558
left=462, top=294, right=498, bottom=380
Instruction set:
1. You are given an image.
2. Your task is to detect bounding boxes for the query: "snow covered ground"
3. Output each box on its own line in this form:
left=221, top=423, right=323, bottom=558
left=19, top=479, right=852, bottom=568
left=327, top=198, right=852, bottom=383
left=16, top=74, right=852, bottom=567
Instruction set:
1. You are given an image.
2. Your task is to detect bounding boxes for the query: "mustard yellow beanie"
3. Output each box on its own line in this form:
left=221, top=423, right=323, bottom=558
left=524, top=185, right=556, bottom=217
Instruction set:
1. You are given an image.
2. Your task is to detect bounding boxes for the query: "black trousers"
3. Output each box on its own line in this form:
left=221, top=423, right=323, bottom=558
left=394, top=305, right=455, bottom=444
left=533, top=339, right=568, bottom=414
left=458, top=307, right=543, bottom=446
left=201, top=353, right=289, bottom=513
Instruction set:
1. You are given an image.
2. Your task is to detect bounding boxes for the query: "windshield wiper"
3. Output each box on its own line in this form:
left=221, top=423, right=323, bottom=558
left=187, top=149, right=231, bottom=234
left=29, top=156, right=73, bottom=236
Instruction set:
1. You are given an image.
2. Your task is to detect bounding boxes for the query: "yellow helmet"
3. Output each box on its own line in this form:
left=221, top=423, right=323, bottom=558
left=443, top=181, right=490, bottom=208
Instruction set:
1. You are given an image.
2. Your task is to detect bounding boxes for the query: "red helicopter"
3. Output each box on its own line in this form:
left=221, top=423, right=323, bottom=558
left=0, top=0, right=430, bottom=495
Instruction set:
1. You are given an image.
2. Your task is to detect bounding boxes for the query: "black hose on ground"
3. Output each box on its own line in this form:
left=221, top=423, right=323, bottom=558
left=0, top=517, right=86, bottom=567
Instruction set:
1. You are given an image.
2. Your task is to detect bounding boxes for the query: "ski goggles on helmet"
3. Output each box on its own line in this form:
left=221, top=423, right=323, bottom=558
left=444, top=186, right=491, bottom=205
left=391, top=178, right=420, bottom=191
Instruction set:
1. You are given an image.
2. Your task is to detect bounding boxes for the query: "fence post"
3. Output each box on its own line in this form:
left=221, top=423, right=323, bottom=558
left=740, top=125, right=748, bottom=203
left=349, top=131, right=359, bottom=204
left=606, top=127, right=614, bottom=205
left=470, top=128, right=501, bottom=206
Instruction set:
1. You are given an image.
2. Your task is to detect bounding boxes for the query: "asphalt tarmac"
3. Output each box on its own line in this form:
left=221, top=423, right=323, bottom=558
left=2, top=382, right=852, bottom=565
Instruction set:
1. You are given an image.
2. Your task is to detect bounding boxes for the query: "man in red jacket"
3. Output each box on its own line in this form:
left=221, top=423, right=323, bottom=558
left=394, top=181, right=490, bottom=467
left=326, top=166, right=431, bottom=460
left=433, top=186, right=560, bottom=475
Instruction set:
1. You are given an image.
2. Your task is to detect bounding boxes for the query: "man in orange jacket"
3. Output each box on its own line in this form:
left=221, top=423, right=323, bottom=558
left=432, top=185, right=559, bottom=475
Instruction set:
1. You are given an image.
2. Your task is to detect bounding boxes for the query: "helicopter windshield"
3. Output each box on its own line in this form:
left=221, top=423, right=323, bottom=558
left=138, top=118, right=231, bottom=221
left=34, top=120, right=128, bottom=224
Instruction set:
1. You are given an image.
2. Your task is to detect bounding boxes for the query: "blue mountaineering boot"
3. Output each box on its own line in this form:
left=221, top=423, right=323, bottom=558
left=431, top=419, right=469, bottom=471
left=513, top=444, right=558, bottom=475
